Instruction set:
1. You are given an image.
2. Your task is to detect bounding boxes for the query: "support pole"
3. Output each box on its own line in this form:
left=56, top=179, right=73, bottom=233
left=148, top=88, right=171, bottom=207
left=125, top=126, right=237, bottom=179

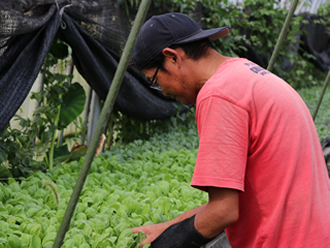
left=52, top=0, right=151, bottom=247
left=87, top=90, right=101, bottom=147
left=312, top=71, right=330, bottom=121
left=267, top=0, right=300, bottom=72
left=32, top=70, right=45, bottom=147
left=81, top=87, right=92, bottom=144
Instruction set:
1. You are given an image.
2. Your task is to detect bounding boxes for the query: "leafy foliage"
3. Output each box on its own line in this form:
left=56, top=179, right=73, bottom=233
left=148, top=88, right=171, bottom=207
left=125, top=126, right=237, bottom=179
left=155, top=0, right=327, bottom=88
left=106, top=105, right=195, bottom=147
left=0, top=119, right=46, bottom=180
left=0, top=37, right=86, bottom=179
left=317, top=1, right=330, bottom=30
left=0, top=135, right=205, bottom=247
left=58, top=83, right=86, bottom=130
left=297, top=85, right=330, bottom=141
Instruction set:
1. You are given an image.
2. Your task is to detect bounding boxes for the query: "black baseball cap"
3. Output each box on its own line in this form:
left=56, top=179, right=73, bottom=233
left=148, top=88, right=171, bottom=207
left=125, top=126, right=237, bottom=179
left=131, top=12, right=230, bottom=70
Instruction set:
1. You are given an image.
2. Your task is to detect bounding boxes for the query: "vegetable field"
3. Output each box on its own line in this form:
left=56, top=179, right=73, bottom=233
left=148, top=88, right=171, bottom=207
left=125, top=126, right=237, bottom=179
left=0, top=112, right=207, bottom=248
left=0, top=149, right=207, bottom=248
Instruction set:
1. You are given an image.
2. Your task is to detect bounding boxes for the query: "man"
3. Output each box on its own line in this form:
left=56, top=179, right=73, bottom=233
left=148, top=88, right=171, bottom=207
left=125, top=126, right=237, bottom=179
left=130, top=12, right=330, bottom=248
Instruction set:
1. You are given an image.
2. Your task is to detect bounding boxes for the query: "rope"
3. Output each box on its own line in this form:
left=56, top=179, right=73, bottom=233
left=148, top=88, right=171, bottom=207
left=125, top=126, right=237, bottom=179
left=54, top=0, right=60, bottom=10
left=54, top=0, right=72, bottom=29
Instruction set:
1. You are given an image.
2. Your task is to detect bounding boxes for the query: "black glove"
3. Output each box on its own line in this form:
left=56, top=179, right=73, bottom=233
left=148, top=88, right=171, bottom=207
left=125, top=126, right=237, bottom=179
left=150, top=215, right=215, bottom=248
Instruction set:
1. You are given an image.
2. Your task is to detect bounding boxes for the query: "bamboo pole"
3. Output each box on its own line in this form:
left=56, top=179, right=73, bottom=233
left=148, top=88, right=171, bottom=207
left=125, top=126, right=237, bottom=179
left=267, top=0, right=300, bottom=71
left=312, top=71, right=330, bottom=121
left=52, top=1, right=151, bottom=247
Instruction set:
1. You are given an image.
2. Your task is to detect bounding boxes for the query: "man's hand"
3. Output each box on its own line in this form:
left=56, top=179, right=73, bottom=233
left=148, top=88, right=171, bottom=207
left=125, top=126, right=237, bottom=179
left=131, top=204, right=207, bottom=247
left=131, top=187, right=239, bottom=247
left=149, top=215, right=215, bottom=248
left=132, top=222, right=170, bottom=247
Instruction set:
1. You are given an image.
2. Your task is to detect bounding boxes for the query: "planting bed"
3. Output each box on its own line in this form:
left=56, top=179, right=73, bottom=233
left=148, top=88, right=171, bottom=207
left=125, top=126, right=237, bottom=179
left=0, top=146, right=207, bottom=247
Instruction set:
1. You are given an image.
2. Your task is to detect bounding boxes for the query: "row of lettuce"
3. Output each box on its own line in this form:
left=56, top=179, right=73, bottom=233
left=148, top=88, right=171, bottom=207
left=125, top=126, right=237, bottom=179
left=0, top=112, right=206, bottom=248
left=0, top=147, right=207, bottom=247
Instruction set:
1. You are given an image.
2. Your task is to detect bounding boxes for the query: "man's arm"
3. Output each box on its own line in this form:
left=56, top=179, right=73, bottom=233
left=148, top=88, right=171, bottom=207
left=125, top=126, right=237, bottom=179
left=132, top=187, right=239, bottom=247
left=131, top=203, right=207, bottom=247
left=195, top=187, right=239, bottom=238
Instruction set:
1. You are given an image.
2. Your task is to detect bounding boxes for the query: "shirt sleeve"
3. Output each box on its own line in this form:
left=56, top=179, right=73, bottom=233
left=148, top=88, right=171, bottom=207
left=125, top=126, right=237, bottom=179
left=191, top=96, right=249, bottom=192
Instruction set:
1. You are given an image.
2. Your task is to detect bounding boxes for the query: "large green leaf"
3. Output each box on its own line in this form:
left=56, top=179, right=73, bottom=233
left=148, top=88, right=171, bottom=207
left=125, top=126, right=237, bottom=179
left=0, top=165, right=12, bottom=180
left=51, top=144, right=87, bottom=165
left=51, top=145, right=70, bottom=165
left=58, top=83, right=86, bottom=129
left=49, top=34, right=70, bottom=60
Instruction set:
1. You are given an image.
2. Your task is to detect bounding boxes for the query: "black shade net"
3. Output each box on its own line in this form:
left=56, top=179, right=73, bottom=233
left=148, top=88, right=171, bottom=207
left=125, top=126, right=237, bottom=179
left=300, top=13, right=330, bottom=72
left=0, top=0, right=329, bottom=132
left=0, top=3, right=61, bottom=132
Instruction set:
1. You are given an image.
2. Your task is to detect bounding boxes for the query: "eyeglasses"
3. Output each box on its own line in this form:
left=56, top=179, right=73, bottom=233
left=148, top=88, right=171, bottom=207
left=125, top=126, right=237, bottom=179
left=149, top=65, right=162, bottom=91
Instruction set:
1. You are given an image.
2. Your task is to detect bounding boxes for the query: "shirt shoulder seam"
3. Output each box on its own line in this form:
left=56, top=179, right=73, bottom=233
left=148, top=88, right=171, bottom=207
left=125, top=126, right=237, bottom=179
left=198, top=94, right=249, bottom=114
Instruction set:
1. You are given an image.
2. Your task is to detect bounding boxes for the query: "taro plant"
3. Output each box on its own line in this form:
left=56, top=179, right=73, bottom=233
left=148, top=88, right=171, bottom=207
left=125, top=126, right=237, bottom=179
left=0, top=35, right=86, bottom=181
left=31, top=36, right=86, bottom=170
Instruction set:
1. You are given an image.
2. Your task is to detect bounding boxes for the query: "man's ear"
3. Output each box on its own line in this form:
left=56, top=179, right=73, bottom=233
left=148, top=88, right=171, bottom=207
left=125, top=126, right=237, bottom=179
left=162, top=48, right=182, bottom=67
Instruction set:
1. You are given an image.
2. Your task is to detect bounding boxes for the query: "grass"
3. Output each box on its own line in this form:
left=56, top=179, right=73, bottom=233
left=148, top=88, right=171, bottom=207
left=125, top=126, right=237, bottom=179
left=297, top=85, right=330, bottom=141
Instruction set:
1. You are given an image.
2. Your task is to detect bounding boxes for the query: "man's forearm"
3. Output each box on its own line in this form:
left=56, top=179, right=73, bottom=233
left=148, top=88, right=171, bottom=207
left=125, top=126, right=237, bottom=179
left=133, top=187, right=239, bottom=247
left=131, top=203, right=208, bottom=247
left=150, top=215, right=214, bottom=248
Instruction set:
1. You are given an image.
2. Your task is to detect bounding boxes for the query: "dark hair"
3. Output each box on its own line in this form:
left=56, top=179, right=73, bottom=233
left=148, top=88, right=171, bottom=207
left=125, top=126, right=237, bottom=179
left=143, top=39, right=215, bottom=71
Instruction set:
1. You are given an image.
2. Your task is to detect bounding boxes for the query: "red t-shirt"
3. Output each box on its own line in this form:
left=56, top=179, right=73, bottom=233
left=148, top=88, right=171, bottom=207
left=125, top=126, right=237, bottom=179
left=191, top=58, right=330, bottom=247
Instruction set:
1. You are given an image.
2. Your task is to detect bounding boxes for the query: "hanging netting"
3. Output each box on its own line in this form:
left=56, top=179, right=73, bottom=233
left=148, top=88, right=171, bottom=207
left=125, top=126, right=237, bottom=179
left=0, top=0, right=191, bottom=132
left=0, top=0, right=329, bottom=132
